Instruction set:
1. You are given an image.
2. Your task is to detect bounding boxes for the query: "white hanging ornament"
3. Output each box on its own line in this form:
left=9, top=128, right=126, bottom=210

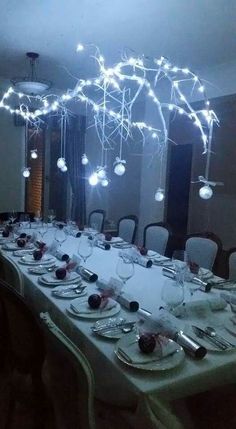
left=57, top=157, right=66, bottom=169
left=154, top=188, right=165, bottom=202
left=97, top=167, right=106, bottom=179
left=22, top=167, right=31, bottom=178
left=199, top=185, right=213, bottom=200
left=30, top=149, right=38, bottom=159
left=101, top=178, right=109, bottom=187
left=113, top=157, right=126, bottom=176
left=81, top=154, right=89, bottom=165
left=61, top=164, right=68, bottom=173
left=88, top=172, right=98, bottom=186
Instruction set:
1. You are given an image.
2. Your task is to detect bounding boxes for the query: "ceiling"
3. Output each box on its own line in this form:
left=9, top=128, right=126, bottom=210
left=0, top=0, right=236, bottom=90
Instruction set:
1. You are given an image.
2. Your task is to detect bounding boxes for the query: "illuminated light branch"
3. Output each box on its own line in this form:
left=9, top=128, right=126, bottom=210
left=0, top=41, right=219, bottom=199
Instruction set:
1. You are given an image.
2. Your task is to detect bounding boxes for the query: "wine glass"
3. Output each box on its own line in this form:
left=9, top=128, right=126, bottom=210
left=78, top=234, right=93, bottom=264
left=48, top=209, right=56, bottom=223
left=54, top=226, right=67, bottom=248
left=116, top=255, right=134, bottom=286
left=161, top=278, right=184, bottom=312
left=9, top=211, right=17, bottom=224
left=38, top=222, right=48, bottom=240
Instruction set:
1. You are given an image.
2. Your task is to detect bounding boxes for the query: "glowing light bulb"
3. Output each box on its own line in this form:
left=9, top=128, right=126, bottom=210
left=154, top=188, right=165, bottom=202
left=97, top=168, right=106, bottom=179
left=30, top=150, right=38, bottom=160
left=22, top=167, right=30, bottom=178
left=81, top=154, right=89, bottom=165
left=199, top=185, right=213, bottom=200
left=61, top=165, right=68, bottom=172
left=57, top=157, right=66, bottom=169
left=101, top=178, right=109, bottom=187
left=89, top=172, right=98, bottom=186
left=77, top=43, right=84, bottom=52
left=114, top=163, right=126, bottom=176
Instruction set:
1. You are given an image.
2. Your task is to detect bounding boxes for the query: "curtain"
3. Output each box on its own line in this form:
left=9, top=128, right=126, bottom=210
left=66, top=115, right=86, bottom=224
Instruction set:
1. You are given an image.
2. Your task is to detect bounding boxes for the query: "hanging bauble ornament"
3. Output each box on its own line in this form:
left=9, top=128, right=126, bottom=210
left=57, top=157, right=66, bottom=169
left=97, top=167, right=106, bottom=179
left=199, top=185, right=213, bottom=200
left=89, top=172, right=98, bottom=186
left=101, top=178, right=109, bottom=187
left=81, top=154, right=89, bottom=165
left=22, top=167, right=31, bottom=178
left=154, top=188, right=165, bottom=202
left=61, top=164, right=68, bottom=173
left=114, top=163, right=125, bottom=176
left=30, top=149, right=38, bottom=159
left=113, top=157, right=126, bottom=176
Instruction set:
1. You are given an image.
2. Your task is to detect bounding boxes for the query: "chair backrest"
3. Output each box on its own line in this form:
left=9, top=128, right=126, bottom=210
left=0, top=279, right=45, bottom=373
left=40, top=312, right=96, bottom=429
left=228, top=248, right=236, bottom=280
left=143, top=223, right=169, bottom=255
left=185, top=237, right=218, bottom=270
left=118, top=215, right=138, bottom=244
left=88, top=210, right=106, bottom=233
left=0, top=254, right=24, bottom=294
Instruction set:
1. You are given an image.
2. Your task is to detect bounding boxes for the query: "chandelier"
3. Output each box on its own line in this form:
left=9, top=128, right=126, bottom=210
left=11, top=52, right=52, bottom=95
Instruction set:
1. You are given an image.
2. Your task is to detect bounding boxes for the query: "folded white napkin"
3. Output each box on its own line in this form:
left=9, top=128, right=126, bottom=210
left=137, top=308, right=181, bottom=338
left=119, top=249, right=152, bottom=268
left=71, top=297, right=117, bottom=314
left=118, top=337, right=177, bottom=364
left=96, top=277, right=123, bottom=295
left=173, top=296, right=227, bottom=318
left=220, top=292, right=236, bottom=305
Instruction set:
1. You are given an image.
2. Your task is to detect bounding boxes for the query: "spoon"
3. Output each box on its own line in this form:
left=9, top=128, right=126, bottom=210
left=205, top=326, right=235, bottom=348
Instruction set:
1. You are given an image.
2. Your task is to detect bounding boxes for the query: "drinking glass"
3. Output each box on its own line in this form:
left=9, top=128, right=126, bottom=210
left=9, top=211, right=17, bottom=224
left=54, top=227, right=67, bottom=248
left=48, top=209, right=56, bottom=223
left=38, top=222, right=48, bottom=240
left=161, top=278, right=184, bottom=312
left=78, top=234, right=93, bottom=264
left=116, top=255, right=134, bottom=286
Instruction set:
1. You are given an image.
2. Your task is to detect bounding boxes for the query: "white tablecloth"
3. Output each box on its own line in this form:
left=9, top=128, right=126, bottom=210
left=1, top=228, right=236, bottom=429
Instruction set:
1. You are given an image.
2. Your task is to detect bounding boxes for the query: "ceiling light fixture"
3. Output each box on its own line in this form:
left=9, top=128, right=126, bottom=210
left=11, top=52, right=52, bottom=95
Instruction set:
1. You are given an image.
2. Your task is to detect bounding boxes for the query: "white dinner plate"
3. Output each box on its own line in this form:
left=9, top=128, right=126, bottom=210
left=2, top=242, right=34, bottom=251
left=114, top=333, right=185, bottom=371
left=28, top=265, right=55, bottom=275
left=67, top=300, right=120, bottom=320
left=19, top=254, right=56, bottom=265
left=39, top=271, right=81, bottom=286
left=52, top=285, right=87, bottom=299
left=104, top=237, right=124, bottom=244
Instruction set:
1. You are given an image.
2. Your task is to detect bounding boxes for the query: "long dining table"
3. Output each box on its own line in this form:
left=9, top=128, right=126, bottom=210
left=1, top=226, right=236, bottom=429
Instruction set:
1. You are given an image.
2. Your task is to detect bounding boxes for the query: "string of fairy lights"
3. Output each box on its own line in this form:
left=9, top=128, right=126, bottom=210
left=0, top=42, right=222, bottom=200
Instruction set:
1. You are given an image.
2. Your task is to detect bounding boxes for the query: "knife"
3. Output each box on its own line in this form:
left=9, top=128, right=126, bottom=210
left=192, top=326, right=227, bottom=350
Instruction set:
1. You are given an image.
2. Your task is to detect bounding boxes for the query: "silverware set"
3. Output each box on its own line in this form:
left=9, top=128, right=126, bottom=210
left=91, top=321, right=136, bottom=335
left=192, top=325, right=235, bottom=350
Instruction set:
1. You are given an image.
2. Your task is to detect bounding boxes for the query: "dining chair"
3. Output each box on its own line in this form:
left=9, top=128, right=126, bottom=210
left=88, top=210, right=106, bottom=233
left=117, top=215, right=138, bottom=244
left=0, top=254, right=24, bottom=294
left=40, top=311, right=96, bottom=429
left=185, top=236, right=218, bottom=270
left=0, top=279, right=46, bottom=429
left=143, top=223, right=169, bottom=255
left=40, top=312, right=134, bottom=429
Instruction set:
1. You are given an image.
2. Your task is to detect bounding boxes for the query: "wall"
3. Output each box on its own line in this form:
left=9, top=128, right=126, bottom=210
left=187, top=63, right=236, bottom=249
left=0, top=79, right=25, bottom=212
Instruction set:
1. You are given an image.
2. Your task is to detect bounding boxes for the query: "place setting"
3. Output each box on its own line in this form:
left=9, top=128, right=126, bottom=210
left=91, top=317, right=137, bottom=339
left=67, top=292, right=121, bottom=320
left=38, top=267, right=82, bottom=287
